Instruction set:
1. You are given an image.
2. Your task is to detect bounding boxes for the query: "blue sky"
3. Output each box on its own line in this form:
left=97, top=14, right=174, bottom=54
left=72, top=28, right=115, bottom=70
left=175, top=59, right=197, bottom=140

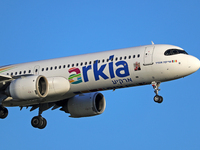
left=0, top=1, right=200, bottom=150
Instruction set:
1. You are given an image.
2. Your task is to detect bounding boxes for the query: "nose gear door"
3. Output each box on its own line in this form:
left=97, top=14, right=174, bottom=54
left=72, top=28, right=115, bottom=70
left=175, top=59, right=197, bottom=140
left=143, top=46, right=154, bottom=66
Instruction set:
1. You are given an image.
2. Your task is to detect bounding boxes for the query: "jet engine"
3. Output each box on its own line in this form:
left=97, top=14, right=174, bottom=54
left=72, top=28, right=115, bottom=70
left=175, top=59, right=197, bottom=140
left=47, top=77, right=70, bottom=96
left=6, top=75, right=49, bottom=100
left=61, top=92, right=106, bottom=117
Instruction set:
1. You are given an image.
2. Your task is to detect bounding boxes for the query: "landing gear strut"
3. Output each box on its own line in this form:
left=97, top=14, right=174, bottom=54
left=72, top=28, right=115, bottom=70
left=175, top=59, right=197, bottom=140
left=152, top=81, right=163, bottom=103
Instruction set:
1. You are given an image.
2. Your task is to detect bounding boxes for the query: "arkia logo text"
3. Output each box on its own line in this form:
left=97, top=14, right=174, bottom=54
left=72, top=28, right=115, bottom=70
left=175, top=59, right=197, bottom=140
left=68, top=55, right=130, bottom=84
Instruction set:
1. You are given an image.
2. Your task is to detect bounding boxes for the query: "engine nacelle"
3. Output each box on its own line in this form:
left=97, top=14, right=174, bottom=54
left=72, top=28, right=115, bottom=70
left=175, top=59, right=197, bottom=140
left=64, top=92, right=106, bottom=118
left=7, top=75, right=49, bottom=100
left=47, top=77, right=70, bottom=97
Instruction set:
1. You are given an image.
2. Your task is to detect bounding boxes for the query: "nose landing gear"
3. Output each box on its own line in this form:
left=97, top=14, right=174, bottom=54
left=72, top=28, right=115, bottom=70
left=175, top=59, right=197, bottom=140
left=152, top=81, right=163, bottom=103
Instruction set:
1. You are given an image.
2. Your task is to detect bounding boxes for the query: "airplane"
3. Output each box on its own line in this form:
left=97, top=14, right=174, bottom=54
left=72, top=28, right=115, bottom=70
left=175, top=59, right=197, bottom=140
left=0, top=43, right=199, bottom=129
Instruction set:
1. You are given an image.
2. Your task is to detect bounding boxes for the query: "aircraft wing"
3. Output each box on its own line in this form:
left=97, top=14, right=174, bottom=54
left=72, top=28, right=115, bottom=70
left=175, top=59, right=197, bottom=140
left=0, top=74, right=12, bottom=83
left=0, top=74, right=12, bottom=90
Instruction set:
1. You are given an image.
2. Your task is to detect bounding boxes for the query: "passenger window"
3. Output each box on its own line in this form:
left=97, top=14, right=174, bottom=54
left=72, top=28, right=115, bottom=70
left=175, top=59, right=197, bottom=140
left=102, top=59, right=105, bottom=63
left=46, top=67, right=48, bottom=71
left=24, top=71, right=26, bottom=74
left=107, top=59, right=109, bottom=62
left=133, top=55, right=135, bottom=58
left=15, top=72, right=17, bottom=75
left=120, top=57, right=122, bottom=60
left=89, top=61, right=91, bottom=64
left=80, top=62, right=83, bottom=66
left=138, top=54, right=140, bottom=58
left=29, top=70, right=31, bottom=73
left=85, top=62, right=87, bottom=65
left=68, top=64, right=70, bottom=68
left=124, top=56, right=127, bottom=60
left=55, top=66, right=57, bottom=70
left=98, top=60, right=100, bottom=63
left=129, top=55, right=131, bottom=59
left=11, top=73, right=13, bottom=76
left=42, top=68, right=44, bottom=71
left=115, top=57, right=118, bottom=61
left=50, top=67, right=53, bottom=70
left=76, top=63, right=78, bottom=66
left=59, top=66, right=61, bottom=69
left=19, top=71, right=22, bottom=74
left=63, top=65, right=66, bottom=68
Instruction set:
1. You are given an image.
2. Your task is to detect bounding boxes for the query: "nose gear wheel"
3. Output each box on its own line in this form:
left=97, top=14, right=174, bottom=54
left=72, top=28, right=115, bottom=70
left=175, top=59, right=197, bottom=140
left=154, top=95, right=163, bottom=103
left=152, top=81, right=163, bottom=103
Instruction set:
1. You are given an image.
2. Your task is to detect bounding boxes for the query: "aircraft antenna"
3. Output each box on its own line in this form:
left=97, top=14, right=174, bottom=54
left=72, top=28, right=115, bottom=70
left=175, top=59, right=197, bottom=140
left=151, top=41, right=154, bottom=45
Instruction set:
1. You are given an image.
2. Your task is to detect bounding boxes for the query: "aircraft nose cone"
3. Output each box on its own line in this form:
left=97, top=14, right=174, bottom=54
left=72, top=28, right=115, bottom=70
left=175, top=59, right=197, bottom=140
left=188, top=56, right=200, bottom=73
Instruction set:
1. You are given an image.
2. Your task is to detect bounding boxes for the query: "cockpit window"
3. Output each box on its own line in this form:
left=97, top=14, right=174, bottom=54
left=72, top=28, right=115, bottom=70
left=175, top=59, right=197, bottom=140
left=164, top=49, right=188, bottom=56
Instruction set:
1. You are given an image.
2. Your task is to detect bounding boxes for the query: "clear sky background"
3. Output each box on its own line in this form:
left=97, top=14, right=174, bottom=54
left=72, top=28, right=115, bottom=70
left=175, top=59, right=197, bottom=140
left=0, top=1, right=200, bottom=150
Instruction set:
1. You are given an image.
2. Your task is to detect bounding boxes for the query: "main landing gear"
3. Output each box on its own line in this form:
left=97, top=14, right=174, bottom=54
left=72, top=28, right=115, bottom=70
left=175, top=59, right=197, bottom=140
left=152, top=81, right=163, bottom=103
left=0, top=105, right=8, bottom=119
left=0, top=95, right=8, bottom=119
left=31, top=115, right=47, bottom=129
left=31, top=104, right=48, bottom=129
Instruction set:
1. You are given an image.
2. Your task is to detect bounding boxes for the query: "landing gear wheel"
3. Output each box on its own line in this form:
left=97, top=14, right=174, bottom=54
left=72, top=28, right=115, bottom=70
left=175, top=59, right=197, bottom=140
left=154, top=95, right=163, bottom=103
left=0, top=106, right=8, bottom=119
left=31, top=116, right=41, bottom=128
left=38, top=117, right=47, bottom=129
left=31, top=116, right=47, bottom=129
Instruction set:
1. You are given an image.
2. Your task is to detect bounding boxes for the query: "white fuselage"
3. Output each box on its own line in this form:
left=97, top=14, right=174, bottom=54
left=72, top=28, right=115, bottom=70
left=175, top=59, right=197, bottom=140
left=1, top=44, right=199, bottom=106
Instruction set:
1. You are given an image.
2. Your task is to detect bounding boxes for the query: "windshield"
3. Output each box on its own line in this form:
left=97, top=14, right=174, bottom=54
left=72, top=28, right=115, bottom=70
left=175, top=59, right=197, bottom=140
left=164, top=49, right=188, bottom=56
